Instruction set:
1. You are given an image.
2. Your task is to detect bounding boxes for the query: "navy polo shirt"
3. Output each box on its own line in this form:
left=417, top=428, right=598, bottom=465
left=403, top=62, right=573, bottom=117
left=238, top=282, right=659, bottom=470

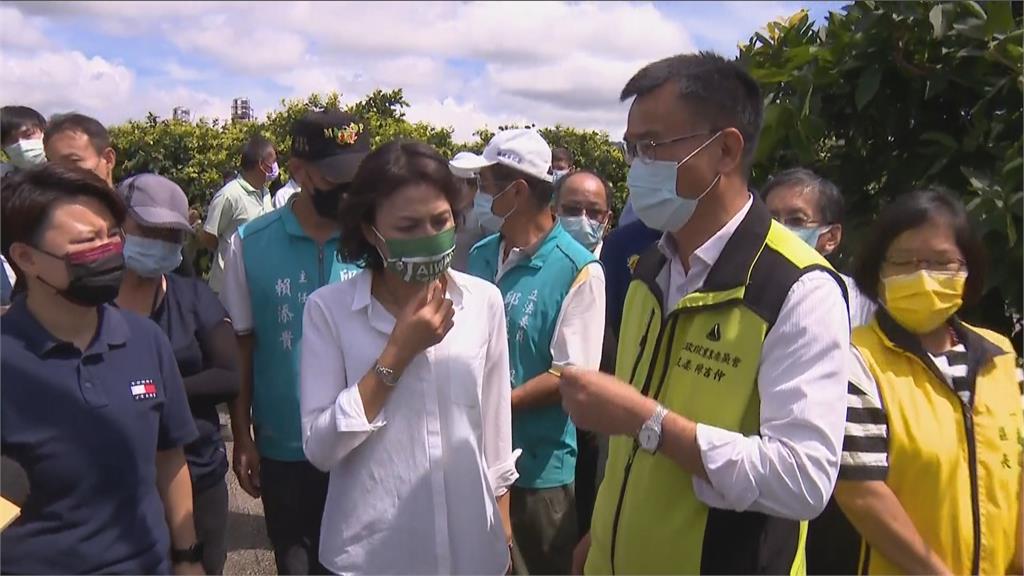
left=1, top=299, right=198, bottom=575
left=599, top=220, right=661, bottom=338
left=152, top=273, right=231, bottom=492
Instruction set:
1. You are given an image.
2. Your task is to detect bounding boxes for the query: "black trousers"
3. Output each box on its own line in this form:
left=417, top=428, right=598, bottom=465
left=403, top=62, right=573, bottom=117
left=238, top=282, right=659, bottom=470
left=575, top=428, right=599, bottom=536
left=259, top=458, right=330, bottom=575
left=193, top=478, right=229, bottom=575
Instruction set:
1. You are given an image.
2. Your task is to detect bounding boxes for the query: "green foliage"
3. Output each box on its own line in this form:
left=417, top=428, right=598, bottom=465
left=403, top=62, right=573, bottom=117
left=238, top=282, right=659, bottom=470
left=740, top=0, right=1023, bottom=336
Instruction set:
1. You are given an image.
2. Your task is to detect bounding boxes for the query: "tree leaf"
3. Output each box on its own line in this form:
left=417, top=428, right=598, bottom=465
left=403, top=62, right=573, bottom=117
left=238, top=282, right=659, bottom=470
left=984, top=0, right=1014, bottom=36
left=855, top=67, right=882, bottom=110
left=920, top=131, right=958, bottom=149
left=929, top=4, right=945, bottom=38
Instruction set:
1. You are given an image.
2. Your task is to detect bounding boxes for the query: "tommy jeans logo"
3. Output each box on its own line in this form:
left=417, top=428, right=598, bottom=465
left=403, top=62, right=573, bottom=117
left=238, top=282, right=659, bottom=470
left=130, top=379, right=158, bottom=400
left=706, top=323, right=722, bottom=342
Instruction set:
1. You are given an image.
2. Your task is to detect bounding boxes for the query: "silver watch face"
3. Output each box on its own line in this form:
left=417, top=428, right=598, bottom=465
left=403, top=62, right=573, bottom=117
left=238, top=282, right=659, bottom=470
left=638, top=426, right=659, bottom=452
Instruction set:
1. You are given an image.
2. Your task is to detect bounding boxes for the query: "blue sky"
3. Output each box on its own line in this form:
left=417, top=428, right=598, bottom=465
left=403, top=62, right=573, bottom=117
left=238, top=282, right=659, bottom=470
left=1, top=1, right=846, bottom=142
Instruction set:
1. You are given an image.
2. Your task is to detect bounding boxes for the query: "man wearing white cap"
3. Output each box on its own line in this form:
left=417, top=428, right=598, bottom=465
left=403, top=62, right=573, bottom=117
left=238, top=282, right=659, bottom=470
left=448, top=151, right=498, bottom=271
left=466, top=129, right=606, bottom=574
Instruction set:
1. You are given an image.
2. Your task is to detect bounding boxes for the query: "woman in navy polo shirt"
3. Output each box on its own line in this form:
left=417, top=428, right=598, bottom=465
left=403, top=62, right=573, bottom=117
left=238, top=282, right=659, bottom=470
left=0, top=164, right=203, bottom=575
left=114, top=174, right=241, bottom=575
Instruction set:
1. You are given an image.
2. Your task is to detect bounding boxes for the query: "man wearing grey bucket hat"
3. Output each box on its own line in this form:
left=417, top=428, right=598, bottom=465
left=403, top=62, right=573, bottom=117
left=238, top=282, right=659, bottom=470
left=114, top=173, right=241, bottom=575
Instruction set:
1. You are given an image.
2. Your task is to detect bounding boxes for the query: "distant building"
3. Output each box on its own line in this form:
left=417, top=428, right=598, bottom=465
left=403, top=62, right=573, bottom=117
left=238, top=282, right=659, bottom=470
left=231, top=98, right=254, bottom=122
left=172, top=107, right=191, bottom=122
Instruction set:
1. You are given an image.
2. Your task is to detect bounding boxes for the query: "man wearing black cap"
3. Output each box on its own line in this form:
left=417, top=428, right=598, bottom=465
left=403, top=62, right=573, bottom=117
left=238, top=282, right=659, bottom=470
left=220, top=110, right=367, bottom=574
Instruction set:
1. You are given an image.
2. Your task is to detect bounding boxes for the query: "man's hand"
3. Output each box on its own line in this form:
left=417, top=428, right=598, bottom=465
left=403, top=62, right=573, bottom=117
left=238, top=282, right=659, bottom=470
left=232, top=438, right=261, bottom=499
left=558, top=366, right=656, bottom=437
left=571, top=532, right=591, bottom=575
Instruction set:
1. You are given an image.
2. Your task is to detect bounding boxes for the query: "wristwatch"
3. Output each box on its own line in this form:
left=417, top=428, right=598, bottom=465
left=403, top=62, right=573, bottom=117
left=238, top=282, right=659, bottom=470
left=638, top=404, right=669, bottom=454
left=170, top=541, right=204, bottom=565
left=374, top=361, right=400, bottom=387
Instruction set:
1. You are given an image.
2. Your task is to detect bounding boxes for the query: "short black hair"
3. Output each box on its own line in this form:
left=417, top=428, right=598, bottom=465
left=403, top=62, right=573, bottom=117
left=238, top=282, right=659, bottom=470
left=239, top=134, right=274, bottom=171
left=1, top=163, right=126, bottom=273
left=552, top=147, right=574, bottom=166
left=853, top=188, right=987, bottom=306
left=338, top=140, right=463, bottom=271
left=621, top=51, right=763, bottom=170
left=1, top=106, right=46, bottom=147
left=488, top=163, right=555, bottom=208
left=44, top=113, right=111, bottom=155
left=761, top=168, right=844, bottom=224
left=554, top=169, right=612, bottom=210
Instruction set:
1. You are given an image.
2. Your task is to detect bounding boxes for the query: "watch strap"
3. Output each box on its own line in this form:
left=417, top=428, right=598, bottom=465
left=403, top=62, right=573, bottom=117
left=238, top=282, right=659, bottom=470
left=170, top=541, right=204, bottom=564
left=374, top=361, right=400, bottom=386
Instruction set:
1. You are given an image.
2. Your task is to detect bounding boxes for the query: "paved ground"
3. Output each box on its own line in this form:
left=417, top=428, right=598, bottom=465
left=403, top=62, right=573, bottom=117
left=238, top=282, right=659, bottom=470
left=220, top=416, right=276, bottom=575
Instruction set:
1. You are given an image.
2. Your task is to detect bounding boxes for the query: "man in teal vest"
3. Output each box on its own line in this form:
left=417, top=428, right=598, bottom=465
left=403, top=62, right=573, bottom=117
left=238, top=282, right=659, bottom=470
left=558, top=52, right=850, bottom=575
left=221, top=110, right=365, bottom=575
left=466, top=129, right=606, bottom=575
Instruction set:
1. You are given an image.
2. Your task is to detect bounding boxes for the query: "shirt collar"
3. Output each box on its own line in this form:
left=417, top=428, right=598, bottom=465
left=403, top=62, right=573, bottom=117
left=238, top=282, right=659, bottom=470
left=281, top=202, right=340, bottom=241
left=657, top=193, right=753, bottom=270
left=351, top=270, right=466, bottom=314
left=499, top=221, right=563, bottom=270
left=236, top=175, right=266, bottom=196
left=6, top=298, right=129, bottom=357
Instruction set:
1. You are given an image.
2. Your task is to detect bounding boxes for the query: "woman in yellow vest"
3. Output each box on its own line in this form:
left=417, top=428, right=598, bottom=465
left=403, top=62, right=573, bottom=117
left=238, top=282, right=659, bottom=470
left=833, top=188, right=1023, bottom=575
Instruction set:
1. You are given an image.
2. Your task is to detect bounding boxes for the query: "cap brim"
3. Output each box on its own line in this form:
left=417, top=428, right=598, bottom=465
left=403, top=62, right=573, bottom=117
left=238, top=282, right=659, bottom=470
left=131, top=206, right=193, bottom=233
left=314, top=152, right=368, bottom=184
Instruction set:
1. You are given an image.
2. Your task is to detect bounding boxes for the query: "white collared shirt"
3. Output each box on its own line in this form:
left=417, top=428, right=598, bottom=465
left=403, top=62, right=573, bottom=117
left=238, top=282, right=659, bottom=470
left=272, top=179, right=301, bottom=209
left=657, top=195, right=849, bottom=520
left=300, top=269, right=516, bottom=575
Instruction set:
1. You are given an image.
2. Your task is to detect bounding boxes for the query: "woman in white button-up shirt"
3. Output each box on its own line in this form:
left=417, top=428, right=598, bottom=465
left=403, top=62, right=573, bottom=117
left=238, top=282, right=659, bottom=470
left=299, top=140, right=517, bottom=575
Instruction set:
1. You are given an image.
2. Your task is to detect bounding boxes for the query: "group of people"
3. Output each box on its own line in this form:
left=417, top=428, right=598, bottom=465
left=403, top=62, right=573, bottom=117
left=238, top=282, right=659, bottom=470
left=1, top=49, right=1021, bottom=576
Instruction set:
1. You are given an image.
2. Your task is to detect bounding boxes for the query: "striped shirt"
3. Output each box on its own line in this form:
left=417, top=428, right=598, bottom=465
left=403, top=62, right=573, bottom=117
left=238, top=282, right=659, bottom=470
left=840, top=342, right=1024, bottom=482
left=839, top=347, right=889, bottom=481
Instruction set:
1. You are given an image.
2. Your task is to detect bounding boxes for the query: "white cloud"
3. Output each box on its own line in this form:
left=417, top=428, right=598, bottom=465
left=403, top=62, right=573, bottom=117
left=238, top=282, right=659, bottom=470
left=0, top=50, right=134, bottom=114
left=0, top=5, right=51, bottom=50
left=0, top=48, right=229, bottom=125
left=3, top=0, right=776, bottom=145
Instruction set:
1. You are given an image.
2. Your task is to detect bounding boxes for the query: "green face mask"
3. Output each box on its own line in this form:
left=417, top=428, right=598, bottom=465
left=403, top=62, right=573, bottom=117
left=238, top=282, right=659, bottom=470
left=374, top=226, right=456, bottom=283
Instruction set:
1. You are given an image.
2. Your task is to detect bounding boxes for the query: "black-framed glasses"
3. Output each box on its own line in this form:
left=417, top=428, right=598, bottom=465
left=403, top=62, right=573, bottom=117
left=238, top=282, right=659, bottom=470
left=559, top=204, right=608, bottom=220
left=883, top=257, right=967, bottom=274
left=623, top=130, right=713, bottom=164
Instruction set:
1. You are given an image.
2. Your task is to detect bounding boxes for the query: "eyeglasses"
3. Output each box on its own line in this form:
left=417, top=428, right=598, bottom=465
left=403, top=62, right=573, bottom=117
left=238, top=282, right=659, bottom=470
left=775, top=216, right=823, bottom=228
left=623, top=130, right=713, bottom=164
left=559, top=204, right=608, bottom=220
left=883, top=257, right=967, bottom=274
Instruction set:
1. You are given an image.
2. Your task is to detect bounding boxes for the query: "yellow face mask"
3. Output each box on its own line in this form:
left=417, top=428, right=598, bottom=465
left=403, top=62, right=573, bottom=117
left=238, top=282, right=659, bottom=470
left=881, top=270, right=966, bottom=334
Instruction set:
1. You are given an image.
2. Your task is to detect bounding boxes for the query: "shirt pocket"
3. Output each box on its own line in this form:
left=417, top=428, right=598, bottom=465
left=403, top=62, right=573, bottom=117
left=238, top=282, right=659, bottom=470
left=447, top=343, right=487, bottom=408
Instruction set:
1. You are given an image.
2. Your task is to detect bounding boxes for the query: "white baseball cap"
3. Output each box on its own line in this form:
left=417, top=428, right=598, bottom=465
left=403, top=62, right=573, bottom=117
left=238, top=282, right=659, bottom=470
left=460, top=129, right=554, bottom=183
left=449, top=151, right=491, bottom=179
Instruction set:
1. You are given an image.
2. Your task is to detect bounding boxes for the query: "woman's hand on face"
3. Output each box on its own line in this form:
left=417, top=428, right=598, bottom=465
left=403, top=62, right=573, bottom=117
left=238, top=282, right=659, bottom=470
left=389, top=281, right=454, bottom=365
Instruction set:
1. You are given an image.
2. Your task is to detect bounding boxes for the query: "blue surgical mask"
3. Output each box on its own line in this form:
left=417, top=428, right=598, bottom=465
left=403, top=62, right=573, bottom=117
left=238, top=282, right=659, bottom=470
left=625, top=131, right=722, bottom=232
left=123, top=235, right=183, bottom=278
left=4, top=138, right=46, bottom=169
left=785, top=224, right=828, bottom=249
left=561, top=215, right=605, bottom=251
left=471, top=189, right=503, bottom=234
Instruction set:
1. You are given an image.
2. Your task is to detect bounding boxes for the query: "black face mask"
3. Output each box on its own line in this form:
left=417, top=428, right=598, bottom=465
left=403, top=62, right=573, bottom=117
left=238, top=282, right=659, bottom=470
left=35, top=241, right=125, bottom=307
left=310, top=182, right=350, bottom=221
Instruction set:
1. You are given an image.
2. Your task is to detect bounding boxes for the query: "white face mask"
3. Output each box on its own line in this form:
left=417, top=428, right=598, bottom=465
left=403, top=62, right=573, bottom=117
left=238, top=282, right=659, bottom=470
left=4, top=138, right=46, bottom=169
left=625, top=131, right=722, bottom=232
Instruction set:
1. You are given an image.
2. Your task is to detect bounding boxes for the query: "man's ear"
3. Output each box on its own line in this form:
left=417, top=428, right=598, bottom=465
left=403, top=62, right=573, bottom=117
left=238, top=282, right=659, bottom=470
left=8, top=243, right=38, bottom=276
left=102, top=147, right=117, bottom=181
left=818, top=223, right=842, bottom=256
left=716, top=127, right=745, bottom=174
